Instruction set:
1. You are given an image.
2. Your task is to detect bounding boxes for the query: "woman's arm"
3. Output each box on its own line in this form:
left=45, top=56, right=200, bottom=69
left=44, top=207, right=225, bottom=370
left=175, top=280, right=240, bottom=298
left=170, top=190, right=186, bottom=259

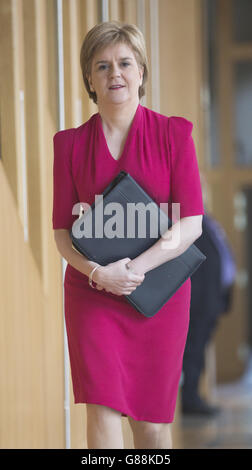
left=127, top=215, right=203, bottom=275
left=53, top=229, right=145, bottom=294
left=54, top=229, right=100, bottom=278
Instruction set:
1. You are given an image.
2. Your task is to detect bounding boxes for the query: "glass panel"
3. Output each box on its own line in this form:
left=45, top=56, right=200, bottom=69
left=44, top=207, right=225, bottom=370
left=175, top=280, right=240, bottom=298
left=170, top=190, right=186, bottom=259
left=234, top=61, right=252, bottom=166
left=232, top=0, right=252, bottom=43
left=206, top=0, right=221, bottom=167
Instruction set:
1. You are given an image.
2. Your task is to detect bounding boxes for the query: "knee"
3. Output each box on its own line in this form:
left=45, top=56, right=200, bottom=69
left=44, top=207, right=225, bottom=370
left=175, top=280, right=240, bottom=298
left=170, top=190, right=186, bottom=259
left=141, top=422, right=167, bottom=436
left=86, top=404, right=121, bottom=426
left=131, top=420, right=167, bottom=437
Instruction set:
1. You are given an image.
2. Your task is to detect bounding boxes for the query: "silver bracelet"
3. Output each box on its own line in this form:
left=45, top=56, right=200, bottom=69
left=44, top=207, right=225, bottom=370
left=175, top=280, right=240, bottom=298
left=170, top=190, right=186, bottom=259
left=89, top=265, right=101, bottom=289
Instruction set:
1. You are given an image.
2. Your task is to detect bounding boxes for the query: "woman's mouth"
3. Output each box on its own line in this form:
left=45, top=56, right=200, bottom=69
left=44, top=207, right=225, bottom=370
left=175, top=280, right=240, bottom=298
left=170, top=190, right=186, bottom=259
left=109, top=85, right=125, bottom=90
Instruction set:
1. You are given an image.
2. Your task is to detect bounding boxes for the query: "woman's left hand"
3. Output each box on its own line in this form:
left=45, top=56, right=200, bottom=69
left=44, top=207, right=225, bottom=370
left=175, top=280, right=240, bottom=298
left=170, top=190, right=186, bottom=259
left=96, top=284, right=104, bottom=291
left=94, top=259, right=145, bottom=293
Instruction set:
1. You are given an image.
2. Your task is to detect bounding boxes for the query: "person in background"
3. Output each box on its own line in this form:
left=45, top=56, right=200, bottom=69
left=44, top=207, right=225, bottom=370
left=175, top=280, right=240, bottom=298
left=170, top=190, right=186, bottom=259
left=181, top=173, right=237, bottom=416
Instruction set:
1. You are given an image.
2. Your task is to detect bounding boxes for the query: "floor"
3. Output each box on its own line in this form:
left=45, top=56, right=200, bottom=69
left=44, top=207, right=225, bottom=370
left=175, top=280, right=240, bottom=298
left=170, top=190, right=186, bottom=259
left=176, top=379, right=252, bottom=449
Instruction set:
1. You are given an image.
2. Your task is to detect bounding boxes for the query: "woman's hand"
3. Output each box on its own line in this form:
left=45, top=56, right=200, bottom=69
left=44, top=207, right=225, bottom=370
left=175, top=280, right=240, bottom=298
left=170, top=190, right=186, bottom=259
left=93, top=257, right=145, bottom=295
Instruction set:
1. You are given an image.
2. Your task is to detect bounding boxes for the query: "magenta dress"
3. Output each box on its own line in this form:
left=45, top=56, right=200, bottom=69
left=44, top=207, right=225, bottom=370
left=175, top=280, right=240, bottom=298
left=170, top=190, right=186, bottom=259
left=52, top=103, right=205, bottom=423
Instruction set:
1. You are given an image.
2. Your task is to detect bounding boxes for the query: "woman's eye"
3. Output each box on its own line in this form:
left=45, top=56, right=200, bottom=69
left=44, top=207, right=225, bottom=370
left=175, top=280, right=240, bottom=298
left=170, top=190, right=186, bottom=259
left=98, top=64, right=108, bottom=70
left=97, top=62, right=130, bottom=71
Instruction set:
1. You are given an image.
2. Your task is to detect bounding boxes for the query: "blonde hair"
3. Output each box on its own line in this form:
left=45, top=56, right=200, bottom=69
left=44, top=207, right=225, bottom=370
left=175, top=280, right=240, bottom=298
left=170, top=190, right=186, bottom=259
left=80, top=21, right=148, bottom=104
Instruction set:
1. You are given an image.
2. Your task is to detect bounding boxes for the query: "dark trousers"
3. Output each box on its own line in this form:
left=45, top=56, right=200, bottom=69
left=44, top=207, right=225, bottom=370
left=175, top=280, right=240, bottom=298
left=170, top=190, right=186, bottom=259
left=181, top=305, right=219, bottom=403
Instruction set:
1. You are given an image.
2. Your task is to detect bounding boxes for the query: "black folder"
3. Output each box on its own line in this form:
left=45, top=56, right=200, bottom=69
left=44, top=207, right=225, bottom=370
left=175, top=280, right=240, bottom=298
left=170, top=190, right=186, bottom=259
left=70, top=171, right=206, bottom=317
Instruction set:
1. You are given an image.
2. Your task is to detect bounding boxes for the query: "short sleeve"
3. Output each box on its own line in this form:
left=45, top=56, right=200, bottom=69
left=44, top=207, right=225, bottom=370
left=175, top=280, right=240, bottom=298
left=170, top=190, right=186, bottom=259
left=52, top=128, right=79, bottom=230
left=169, top=116, right=205, bottom=219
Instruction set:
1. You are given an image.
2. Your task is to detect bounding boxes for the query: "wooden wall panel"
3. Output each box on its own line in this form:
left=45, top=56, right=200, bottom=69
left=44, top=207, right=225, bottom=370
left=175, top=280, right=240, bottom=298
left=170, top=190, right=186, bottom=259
left=22, top=0, right=43, bottom=273
left=0, top=162, right=48, bottom=447
left=109, top=0, right=123, bottom=20
left=46, top=0, right=59, bottom=129
left=159, top=0, right=204, bottom=168
left=0, top=0, right=65, bottom=448
left=143, top=0, right=152, bottom=108
left=0, top=0, right=18, bottom=202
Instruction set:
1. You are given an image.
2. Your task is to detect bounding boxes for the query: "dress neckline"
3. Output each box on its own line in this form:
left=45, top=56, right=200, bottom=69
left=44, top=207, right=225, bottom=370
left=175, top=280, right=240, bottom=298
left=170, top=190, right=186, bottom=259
left=97, top=103, right=142, bottom=164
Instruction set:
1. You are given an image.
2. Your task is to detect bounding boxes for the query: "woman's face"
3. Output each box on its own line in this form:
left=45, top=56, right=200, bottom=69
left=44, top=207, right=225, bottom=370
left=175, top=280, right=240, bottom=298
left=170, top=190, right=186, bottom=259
left=87, top=42, right=143, bottom=106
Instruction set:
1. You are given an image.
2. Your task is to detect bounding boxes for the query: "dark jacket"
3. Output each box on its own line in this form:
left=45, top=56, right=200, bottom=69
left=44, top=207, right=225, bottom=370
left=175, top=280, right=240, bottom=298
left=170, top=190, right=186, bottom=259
left=191, top=214, right=235, bottom=320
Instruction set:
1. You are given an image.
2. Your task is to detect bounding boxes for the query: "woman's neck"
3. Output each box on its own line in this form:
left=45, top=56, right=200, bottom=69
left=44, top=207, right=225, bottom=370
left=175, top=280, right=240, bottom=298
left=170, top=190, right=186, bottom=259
left=98, top=99, right=140, bottom=134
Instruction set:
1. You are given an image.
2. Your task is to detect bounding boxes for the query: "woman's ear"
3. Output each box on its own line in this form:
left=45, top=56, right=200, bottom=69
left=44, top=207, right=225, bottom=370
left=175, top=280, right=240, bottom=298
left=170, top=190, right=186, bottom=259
left=87, top=74, right=94, bottom=92
left=139, top=65, right=144, bottom=85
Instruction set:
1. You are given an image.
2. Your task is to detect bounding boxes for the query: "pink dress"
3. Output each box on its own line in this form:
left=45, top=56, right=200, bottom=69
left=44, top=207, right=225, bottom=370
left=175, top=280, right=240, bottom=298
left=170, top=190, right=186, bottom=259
left=52, top=103, right=205, bottom=423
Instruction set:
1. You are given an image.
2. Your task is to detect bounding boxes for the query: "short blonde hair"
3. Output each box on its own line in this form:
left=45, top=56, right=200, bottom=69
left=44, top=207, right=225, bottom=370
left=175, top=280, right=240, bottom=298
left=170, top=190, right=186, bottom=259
left=80, top=21, right=148, bottom=104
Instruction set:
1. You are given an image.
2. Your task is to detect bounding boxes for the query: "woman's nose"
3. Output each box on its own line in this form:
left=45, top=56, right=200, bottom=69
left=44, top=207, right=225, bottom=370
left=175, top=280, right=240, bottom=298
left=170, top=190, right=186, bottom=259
left=109, top=64, right=121, bottom=78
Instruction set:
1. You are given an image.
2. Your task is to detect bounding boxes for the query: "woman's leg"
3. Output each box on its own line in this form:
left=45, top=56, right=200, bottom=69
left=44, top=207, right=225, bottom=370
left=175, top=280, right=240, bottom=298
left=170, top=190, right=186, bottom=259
left=86, top=404, right=124, bottom=449
left=128, top=416, right=172, bottom=449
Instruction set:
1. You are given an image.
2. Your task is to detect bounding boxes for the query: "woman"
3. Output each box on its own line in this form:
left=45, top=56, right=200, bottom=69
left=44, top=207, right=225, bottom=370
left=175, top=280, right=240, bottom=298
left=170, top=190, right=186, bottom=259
left=52, top=21, right=204, bottom=449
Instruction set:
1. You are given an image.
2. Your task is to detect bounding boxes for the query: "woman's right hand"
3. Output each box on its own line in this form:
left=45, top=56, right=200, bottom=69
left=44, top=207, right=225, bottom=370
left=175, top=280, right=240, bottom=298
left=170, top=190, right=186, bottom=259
left=92, top=258, right=145, bottom=296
